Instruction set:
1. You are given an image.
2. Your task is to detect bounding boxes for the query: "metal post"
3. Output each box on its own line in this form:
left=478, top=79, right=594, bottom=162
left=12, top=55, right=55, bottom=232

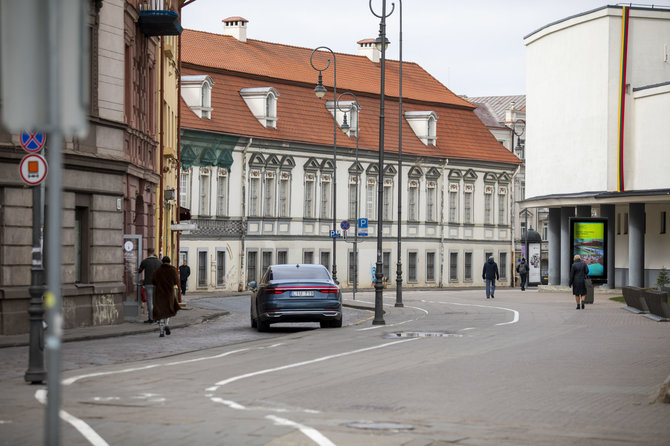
left=395, top=0, right=404, bottom=308
left=25, top=183, right=46, bottom=384
left=309, top=47, right=337, bottom=282
left=371, top=0, right=394, bottom=325
left=45, top=0, right=64, bottom=443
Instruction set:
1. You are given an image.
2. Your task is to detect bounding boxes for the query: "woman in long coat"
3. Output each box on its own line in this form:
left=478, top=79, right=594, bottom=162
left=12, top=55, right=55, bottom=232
left=569, top=254, right=590, bottom=310
left=151, top=256, right=181, bottom=337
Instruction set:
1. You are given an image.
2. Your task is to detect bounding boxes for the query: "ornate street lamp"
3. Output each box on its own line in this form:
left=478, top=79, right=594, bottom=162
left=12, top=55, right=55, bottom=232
left=370, top=0, right=394, bottom=325
left=310, top=47, right=338, bottom=282
left=395, top=0, right=404, bottom=308
left=337, top=92, right=360, bottom=299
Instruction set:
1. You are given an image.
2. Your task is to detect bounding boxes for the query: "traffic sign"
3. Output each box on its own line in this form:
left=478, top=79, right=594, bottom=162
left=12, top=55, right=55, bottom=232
left=19, top=154, right=48, bottom=186
left=340, top=220, right=351, bottom=231
left=329, top=230, right=341, bottom=238
left=358, top=218, right=368, bottom=228
left=20, top=131, right=46, bottom=152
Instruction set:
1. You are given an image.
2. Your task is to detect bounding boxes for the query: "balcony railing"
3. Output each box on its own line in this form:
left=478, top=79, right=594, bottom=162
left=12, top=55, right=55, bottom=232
left=138, top=0, right=182, bottom=36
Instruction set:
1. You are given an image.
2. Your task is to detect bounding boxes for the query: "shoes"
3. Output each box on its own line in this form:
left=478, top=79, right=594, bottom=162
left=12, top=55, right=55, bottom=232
left=159, top=331, right=165, bottom=337
left=521, top=288, right=525, bottom=291
left=486, top=296, right=490, bottom=299
left=491, top=294, right=494, bottom=298
left=576, top=305, right=580, bottom=310
left=581, top=302, right=585, bottom=309
left=165, top=326, right=171, bottom=336
left=144, top=319, right=154, bottom=324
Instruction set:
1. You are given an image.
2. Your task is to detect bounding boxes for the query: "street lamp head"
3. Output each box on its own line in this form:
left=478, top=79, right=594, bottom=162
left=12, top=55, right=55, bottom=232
left=341, top=113, right=350, bottom=131
left=374, top=34, right=390, bottom=52
left=314, top=73, right=327, bottom=99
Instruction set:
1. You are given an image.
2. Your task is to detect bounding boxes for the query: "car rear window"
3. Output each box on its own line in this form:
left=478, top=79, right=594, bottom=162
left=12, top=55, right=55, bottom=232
left=271, top=266, right=331, bottom=281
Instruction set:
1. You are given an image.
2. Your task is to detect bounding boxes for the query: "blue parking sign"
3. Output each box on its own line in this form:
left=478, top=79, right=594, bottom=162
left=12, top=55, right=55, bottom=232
left=358, top=218, right=368, bottom=228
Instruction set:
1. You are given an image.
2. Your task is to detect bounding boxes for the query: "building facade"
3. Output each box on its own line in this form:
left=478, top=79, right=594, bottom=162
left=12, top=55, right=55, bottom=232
left=524, top=5, right=670, bottom=288
left=178, top=18, right=521, bottom=293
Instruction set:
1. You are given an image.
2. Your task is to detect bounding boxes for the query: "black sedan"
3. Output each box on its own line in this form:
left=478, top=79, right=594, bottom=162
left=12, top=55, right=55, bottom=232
left=249, top=264, right=342, bottom=331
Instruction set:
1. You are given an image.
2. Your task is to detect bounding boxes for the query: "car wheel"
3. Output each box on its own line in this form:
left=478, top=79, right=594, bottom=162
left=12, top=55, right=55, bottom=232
left=250, top=313, right=257, bottom=328
left=257, top=319, right=269, bottom=332
left=330, top=317, right=342, bottom=328
left=320, top=321, right=330, bottom=328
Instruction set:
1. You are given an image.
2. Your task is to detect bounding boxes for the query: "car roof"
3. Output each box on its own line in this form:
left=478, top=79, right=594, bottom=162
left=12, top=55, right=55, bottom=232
left=270, top=264, right=327, bottom=270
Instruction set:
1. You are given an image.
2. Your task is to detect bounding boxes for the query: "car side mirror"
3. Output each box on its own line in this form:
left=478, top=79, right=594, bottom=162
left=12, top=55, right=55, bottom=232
left=334, top=279, right=339, bottom=285
left=248, top=281, right=257, bottom=289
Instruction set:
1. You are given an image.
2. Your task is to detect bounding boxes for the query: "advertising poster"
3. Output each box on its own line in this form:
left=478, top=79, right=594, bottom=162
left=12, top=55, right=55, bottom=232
left=529, top=243, right=541, bottom=283
left=572, top=220, right=606, bottom=278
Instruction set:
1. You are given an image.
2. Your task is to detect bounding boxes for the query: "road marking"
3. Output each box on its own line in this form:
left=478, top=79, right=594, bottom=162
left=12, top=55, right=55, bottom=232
left=422, top=300, right=520, bottom=327
left=352, top=299, right=429, bottom=331
left=266, top=415, right=336, bottom=446
left=35, top=389, right=110, bottom=446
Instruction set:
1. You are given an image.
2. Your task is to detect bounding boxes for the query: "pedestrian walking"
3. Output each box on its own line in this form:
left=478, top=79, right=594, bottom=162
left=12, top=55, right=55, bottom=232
left=516, top=257, right=529, bottom=291
left=179, top=259, right=191, bottom=296
left=482, top=256, right=499, bottom=299
left=138, top=247, right=161, bottom=323
left=151, top=256, right=181, bottom=337
left=569, top=254, right=590, bottom=310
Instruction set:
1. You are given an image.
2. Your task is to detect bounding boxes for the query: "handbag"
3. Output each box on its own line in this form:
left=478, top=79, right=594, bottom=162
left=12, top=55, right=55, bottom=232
left=585, top=277, right=592, bottom=287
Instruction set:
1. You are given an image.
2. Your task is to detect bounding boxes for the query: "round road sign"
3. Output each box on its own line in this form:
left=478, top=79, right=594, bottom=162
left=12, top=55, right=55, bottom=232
left=340, top=220, right=351, bottom=231
left=19, top=154, right=48, bottom=186
left=20, top=131, right=46, bottom=153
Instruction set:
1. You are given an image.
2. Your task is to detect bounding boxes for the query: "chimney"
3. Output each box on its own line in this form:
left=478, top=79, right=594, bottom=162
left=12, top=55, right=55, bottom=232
left=357, top=38, right=380, bottom=63
left=222, top=16, right=248, bottom=42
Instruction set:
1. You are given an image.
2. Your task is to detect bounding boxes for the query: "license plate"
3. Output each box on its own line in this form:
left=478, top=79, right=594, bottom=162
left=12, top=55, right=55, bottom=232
left=290, top=290, right=314, bottom=297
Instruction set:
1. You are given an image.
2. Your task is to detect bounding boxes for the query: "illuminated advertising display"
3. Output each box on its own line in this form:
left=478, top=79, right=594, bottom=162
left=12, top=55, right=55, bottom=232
left=570, top=218, right=607, bottom=282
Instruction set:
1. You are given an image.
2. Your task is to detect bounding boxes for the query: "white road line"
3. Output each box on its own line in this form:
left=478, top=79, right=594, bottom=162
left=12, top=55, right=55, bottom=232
left=422, top=300, right=520, bottom=326
left=266, top=415, right=336, bottom=446
left=35, top=389, right=110, bottom=446
left=352, top=299, right=429, bottom=331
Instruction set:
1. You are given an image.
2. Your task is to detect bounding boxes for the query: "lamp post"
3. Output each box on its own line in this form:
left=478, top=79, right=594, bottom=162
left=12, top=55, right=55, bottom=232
left=310, top=46, right=338, bottom=282
left=395, top=0, right=404, bottom=308
left=370, top=0, right=394, bottom=325
left=337, top=92, right=360, bottom=299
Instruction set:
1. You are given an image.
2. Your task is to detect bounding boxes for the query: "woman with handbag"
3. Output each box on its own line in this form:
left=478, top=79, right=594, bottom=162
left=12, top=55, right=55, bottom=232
left=569, top=254, right=590, bottom=310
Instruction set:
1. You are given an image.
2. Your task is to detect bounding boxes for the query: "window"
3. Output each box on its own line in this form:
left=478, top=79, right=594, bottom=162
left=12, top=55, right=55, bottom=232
left=180, top=75, right=214, bottom=119
left=277, top=249, right=288, bottom=265
left=383, top=179, right=393, bottom=220
left=247, top=250, right=258, bottom=284
left=198, top=249, right=208, bottom=287
left=320, top=174, right=331, bottom=219
left=74, top=206, right=89, bottom=283
left=624, top=212, right=629, bottom=235
left=661, top=211, right=667, bottom=234
left=521, top=221, right=527, bottom=239
left=320, top=251, right=331, bottom=271
left=449, top=184, right=458, bottom=223
left=617, top=213, right=621, bottom=235
left=199, top=169, right=210, bottom=216
left=408, top=180, right=419, bottom=221
left=520, top=182, right=526, bottom=200
left=249, top=171, right=261, bottom=216
left=449, top=252, right=458, bottom=282
left=366, top=177, right=377, bottom=220
left=278, top=172, right=290, bottom=217
left=542, top=222, right=548, bottom=241
left=464, top=184, right=473, bottom=224
left=179, top=250, right=188, bottom=266
left=239, top=87, right=279, bottom=128
left=404, top=110, right=438, bottom=146
left=180, top=170, right=191, bottom=209
left=383, top=251, right=391, bottom=282
left=304, top=173, right=315, bottom=218
left=216, top=170, right=228, bottom=217
left=426, top=251, right=435, bottom=282
left=303, top=250, right=314, bottom=264
left=216, top=249, right=226, bottom=287
left=464, top=252, right=472, bottom=281
left=348, top=251, right=356, bottom=284
left=498, top=187, right=507, bottom=224
left=484, top=185, right=493, bottom=224
left=201, top=82, right=212, bottom=118
left=426, top=181, right=436, bottom=221
left=264, top=171, right=275, bottom=217
left=427, top=116, right=437, bottom=145
left=499, top=252, right=507, bottom=280
left=348, top=176, right=358, bottom=220
left=262, top=251, right=272, bottom=276
left=408, top=251, right=418, bottom=282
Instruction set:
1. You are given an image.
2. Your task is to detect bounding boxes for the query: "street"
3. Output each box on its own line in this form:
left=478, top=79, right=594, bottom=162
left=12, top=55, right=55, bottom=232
left=1, top=289, right=669, bottom=445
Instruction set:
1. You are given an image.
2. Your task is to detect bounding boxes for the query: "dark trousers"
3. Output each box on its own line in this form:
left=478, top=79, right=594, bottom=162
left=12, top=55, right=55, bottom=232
left=520, top=274, right=527, bottom=290
left=180, top=280, right=187, bottom=295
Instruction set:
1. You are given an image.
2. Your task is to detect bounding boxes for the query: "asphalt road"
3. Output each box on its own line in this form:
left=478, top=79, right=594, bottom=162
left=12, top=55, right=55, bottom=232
left=1, top=289, right=669, bottom=446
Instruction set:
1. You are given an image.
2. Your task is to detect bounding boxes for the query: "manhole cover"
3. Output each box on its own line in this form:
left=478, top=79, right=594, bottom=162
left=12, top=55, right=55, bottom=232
left=346, top=422, right=414, bottom=431
left=384, top=331, right=463, bottom=338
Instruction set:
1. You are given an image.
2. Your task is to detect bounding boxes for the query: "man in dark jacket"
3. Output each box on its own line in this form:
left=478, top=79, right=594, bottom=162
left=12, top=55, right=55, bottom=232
left=516, top=258, right=529, bottom=291
left=138, top=248, right=161, bottom=323
left=152, top=256, right=181, bottom=337
left=179, top=259, right=191, bottom=296
left=482, top=256, right=499, bottom=299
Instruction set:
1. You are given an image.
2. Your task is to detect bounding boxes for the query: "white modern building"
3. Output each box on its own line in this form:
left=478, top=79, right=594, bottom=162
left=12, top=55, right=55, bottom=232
left=177, top=17, right=522, bottom=293
left=524, top=5, right=670, bottom=287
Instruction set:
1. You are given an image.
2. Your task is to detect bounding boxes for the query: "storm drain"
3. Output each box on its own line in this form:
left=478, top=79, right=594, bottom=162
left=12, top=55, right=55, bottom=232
left=384, top=331, right=463, bottom=338
left=346, top=422, right=414, bottom=431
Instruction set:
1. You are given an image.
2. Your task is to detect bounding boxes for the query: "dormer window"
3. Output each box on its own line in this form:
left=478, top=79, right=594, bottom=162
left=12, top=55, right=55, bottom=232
left=326, top=100, right=360, bottom=137
left=240, top=87, right=279, bottom=128
left=181, top=75, right=214, bottom=119
left=405, top=111, right=438, bottom=146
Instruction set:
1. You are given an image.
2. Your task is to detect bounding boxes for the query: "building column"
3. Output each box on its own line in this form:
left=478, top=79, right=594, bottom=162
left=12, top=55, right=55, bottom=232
left=600, top=204, right=616, bottom=289
left=576, top=205, right=591, bottom=217
left=548, top=207, right=561, bottom=286
left=560, top=206, right=575, bottom=286
left=628, top=203, right=645, bottom=287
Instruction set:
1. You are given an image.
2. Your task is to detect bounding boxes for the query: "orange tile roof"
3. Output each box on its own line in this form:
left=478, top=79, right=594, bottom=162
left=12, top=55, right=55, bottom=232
left=180, top=29, right=521, bottom=166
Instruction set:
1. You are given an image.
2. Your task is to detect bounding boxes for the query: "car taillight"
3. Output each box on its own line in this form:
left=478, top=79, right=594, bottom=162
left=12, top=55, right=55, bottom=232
left=318, top=288, right=339, bottom=293
left=263, top=289, right=284, bottom=295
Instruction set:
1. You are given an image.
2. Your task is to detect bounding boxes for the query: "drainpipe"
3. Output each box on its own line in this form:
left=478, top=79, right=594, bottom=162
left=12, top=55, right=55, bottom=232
left=511, top=164, right=521, bottom=285
left=176, top=20, right=183, bottom=258
left=439, top=158, right=448, bottom=287
left=158, top=35, right=165, bottom=257
left=239, top=138, right=252, bottom=291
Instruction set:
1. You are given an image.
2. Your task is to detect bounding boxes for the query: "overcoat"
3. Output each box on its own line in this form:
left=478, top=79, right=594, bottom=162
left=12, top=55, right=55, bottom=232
left=151, top=264, right=180, bottom=320
left=569, top=259, right=590, bottom=296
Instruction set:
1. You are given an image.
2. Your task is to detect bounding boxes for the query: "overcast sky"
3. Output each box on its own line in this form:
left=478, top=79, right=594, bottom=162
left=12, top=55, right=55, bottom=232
left=180, top=1, right=665, bottom=97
